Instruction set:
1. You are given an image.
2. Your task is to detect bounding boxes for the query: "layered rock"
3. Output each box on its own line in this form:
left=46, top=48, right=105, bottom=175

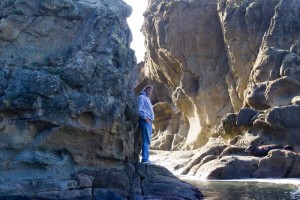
left=0, top=161, right=202, bottom=199
left=140, top=0, right=300, bottom=178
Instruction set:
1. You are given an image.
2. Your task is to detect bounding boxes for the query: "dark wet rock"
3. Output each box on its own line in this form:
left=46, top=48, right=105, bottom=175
left=94, top=189, right=127, bottom=200
left=0, top=162, right=202, bottom=199
left=245, top=144, right=294, bottom=157
left=140, top=164, right=203, bottom=200
left=34, top=188, right=93, bottom=200
left=236, top=108, right=259, bottom=127
left=76, top=174, right=93, bottom=189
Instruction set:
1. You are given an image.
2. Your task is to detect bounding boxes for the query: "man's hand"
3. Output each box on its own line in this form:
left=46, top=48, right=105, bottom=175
left=145, top=118, right=151, bottom=123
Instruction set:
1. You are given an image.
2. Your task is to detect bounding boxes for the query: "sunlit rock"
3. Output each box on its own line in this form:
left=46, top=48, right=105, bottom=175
left=142, top=0, right=300, bottom=179
left=141, top=0, right=233, bottom=150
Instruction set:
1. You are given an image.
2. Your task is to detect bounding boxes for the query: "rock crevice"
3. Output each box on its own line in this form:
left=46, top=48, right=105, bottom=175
left=139, top=0, right=300, bottom=179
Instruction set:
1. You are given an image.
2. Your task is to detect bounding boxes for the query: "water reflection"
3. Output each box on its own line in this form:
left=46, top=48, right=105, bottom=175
left=181, top=178, right=300, bottom=200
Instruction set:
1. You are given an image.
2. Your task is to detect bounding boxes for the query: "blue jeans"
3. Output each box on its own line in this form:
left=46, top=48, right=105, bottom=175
left=139, top=119, right=152, bottom=162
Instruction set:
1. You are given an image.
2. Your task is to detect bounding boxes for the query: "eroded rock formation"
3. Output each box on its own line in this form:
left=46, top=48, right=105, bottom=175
left=0, top=0, right=136, bottom=166
left=139, top=0, right=233, bottom=150
left=0, top=0, right=202, bottom=198
left=139, top=0, right=300, bottom=178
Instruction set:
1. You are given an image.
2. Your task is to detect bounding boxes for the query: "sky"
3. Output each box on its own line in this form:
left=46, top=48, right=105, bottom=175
left=123, top=0, right=148, bottom=62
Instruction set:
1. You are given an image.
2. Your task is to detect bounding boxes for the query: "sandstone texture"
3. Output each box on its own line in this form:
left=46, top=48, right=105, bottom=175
left=139, top=0, right=300, bottom=178
left=139, top=0, right=233, bottom=150
left=0, top=0, right=203, bottom=199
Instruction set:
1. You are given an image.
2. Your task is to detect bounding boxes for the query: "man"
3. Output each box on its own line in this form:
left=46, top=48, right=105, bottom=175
left=138, top=85, right=154, bottom=165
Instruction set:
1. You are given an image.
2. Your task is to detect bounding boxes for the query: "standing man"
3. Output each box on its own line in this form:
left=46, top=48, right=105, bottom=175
left=138, top=85, right=154, bottom=165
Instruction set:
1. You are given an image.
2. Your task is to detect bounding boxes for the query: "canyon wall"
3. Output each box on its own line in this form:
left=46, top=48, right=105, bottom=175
left=140, top=0, right=233, bottom=150
left=141, top=0, right=300, bottom=150
left=140, top=0, right=300, bottom=178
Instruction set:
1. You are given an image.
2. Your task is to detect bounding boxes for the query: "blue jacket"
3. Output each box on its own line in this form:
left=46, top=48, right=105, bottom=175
left=138, top=91, right=154, bottom=121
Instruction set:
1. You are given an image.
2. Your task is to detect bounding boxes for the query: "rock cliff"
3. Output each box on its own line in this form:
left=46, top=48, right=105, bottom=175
left=140, top=0, right=300, bottom=178
left=140, top=0, right=233, bottom=150
left=0, top=0, right=136, bottom=166
left=0, top=0, right=202, bottom=199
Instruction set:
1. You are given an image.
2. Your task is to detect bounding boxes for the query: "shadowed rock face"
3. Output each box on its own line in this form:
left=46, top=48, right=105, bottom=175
left=0, top=0, right=136, bottom=198
left=0, top=0, right=137, bottom=166
left=140, top=0, right=300, bottom=178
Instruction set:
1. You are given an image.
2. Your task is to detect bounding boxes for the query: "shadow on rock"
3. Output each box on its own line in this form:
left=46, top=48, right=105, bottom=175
left=133, top=163, right=203, bottom=200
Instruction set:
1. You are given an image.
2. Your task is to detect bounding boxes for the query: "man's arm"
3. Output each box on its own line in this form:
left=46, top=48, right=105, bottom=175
left=138, top=95, right=146, bottom=119
left=138, top=96, right=151, bottom=123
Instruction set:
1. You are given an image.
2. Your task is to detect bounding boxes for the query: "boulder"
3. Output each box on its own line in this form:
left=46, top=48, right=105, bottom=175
left=253, top=150, right=300, bottom=178
left=181, top=137, right=228, bottom=175
left=236, top=107, right=259, bottom=127
left=195, top=156, right=259, bottom=179
left=140, top=164, right=203, bottom=200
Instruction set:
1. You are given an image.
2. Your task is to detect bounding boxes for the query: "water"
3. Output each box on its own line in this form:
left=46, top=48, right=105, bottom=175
left=149, top=151, right=300, bottom=199
left=181, top=178, right=300, bottom=200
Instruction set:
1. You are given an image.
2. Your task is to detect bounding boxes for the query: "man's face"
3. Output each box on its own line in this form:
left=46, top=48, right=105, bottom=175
left=146, top=88, right=153, bottom=97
